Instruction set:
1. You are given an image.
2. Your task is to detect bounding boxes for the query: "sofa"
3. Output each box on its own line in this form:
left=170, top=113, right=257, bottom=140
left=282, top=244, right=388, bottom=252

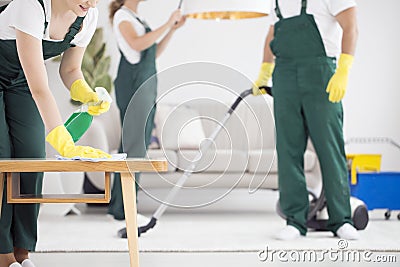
left=72, top=95, right=321, bottom=208
left=42, top=62, right=322, bottom=214
left=141, top=96, right=320, bottom=187
left=136, top=96, right=321, bottom=207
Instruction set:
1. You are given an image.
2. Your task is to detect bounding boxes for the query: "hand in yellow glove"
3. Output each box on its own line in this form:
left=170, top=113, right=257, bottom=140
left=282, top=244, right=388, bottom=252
left=46, top=125, right=111, bottom=159
left=70, top=79, right=110, bottom=115
left=252, top=62, right=275, bottom=96
left=87, top=101, right=111, bottom=116
left=326, top=53, right=354, bottom=103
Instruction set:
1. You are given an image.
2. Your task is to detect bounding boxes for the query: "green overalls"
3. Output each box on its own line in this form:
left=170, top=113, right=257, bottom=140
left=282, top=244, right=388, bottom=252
left=108, top=12, right=157, bottom=220
left=271, top=0, right=352, bottom=235
left=0, top=0, right=84, bottom=252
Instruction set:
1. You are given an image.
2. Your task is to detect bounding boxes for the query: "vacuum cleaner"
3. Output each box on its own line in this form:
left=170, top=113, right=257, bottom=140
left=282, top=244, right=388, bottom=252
left=276, top=188, right=369, bottom=231
left=118, top=86, right=271, bottom=238
left=118, top=85, right=369, bottom=238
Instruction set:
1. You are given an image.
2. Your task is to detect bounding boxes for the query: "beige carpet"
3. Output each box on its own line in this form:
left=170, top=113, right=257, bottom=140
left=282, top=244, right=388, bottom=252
left=36, top=189, right=400, bottom=253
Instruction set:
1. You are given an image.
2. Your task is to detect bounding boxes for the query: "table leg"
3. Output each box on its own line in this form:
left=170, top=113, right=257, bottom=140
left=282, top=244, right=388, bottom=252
left=120, top=172, right=139, bottom=267
left=0, top=173, right=3, bottom=218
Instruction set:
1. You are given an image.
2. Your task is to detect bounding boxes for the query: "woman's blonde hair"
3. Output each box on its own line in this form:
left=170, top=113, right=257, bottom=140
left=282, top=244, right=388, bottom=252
left=109, top=0, right=125, bottom=24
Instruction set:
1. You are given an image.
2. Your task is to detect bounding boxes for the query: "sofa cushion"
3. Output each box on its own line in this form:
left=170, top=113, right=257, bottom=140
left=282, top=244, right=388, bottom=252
left=155, top=104, right=206, bottom=150
left=176, top=149, right=248, bottom=173
left=247, top=149, right=317, bottom=174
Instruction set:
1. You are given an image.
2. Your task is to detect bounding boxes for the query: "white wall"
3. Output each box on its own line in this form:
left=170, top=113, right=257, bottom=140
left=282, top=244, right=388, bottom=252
left=97, top=0, right=400, bottom=171
left=342, top=0, right=400, bottom=171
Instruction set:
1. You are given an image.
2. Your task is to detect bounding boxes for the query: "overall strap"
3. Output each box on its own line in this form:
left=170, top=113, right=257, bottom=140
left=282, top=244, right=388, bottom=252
left=37, top=0, right=48, bottom=34
left=64, top=16, right=84, bottom=43
left=275, top=0, right=308, bottom=19
left=133, top=14, right=145, bottom=25
left=122, top=6, right=149, bottom=28
left=301, top=0, right=307, bottom=14
left=274, top=0, right=283, bottom=20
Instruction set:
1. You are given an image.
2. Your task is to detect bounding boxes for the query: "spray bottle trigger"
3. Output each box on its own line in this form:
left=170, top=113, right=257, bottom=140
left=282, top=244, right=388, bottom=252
left=85, top=87, right=112, bottom=107
left=95, top=87, right=113, bottom=103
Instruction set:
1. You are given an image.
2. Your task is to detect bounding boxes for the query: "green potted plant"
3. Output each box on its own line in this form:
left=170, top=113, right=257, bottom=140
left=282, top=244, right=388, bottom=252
left=82, top=28, right=112, bottom=93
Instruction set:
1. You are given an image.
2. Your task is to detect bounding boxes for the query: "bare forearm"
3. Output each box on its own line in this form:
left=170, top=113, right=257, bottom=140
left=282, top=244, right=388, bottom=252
left=60, top=68, right=84, bottom=88
left=32, top=89, right=63, bottom=132
left=23, top=63, right=63, bottom=131
left=341, top=27, right=358, bottom=55
left=59, top=46, right=86, bottom=88
left=263, top=26, right=275, bottom=63
left=128, top=22, right=171, bottom=52
left=121, top=9, right=181, bottom=53
left=16, top=30, right=63, bottom=132
left=25, top=65, right=63, bottom=132
left=156, top=29, right=175, bottom=57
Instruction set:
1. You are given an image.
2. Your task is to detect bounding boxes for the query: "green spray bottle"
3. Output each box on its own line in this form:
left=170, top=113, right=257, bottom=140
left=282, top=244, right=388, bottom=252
left=64, top=87, right=112, bottom=143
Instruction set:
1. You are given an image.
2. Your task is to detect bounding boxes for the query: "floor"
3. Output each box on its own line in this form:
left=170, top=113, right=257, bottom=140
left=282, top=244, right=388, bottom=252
left=31, top=189, right=400, bottom=267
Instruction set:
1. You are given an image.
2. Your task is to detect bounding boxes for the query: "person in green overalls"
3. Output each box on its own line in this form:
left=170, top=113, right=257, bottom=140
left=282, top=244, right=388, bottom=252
left=253, top=0, right=359, bottom=240
left=0, top=0, right=111, bottom=266
left=107, top=0, right=185, bottom=237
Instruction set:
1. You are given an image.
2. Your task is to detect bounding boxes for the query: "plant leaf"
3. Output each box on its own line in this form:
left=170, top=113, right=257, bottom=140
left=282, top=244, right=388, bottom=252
left=94, top=74, right=112, bottom=92
left=82, top=69, right=94, bottom=88
left=52, top=54, right=62, bottom=62
left=93, top=43, right=106, bottom=66
left=70, top=99, right=82, bottom=106
left=93, top=56, right=111, bottom=80
left=86, top=28, right=103, bottom=58
left=82, top=52, right=94, bottom=75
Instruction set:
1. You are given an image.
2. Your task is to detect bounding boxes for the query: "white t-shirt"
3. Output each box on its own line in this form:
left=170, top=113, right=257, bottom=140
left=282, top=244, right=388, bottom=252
left=113, top=7, right=146, bottom=64
left=0, top=0, right=97, bottom=47
left=269, top=0, right=356, bottom=57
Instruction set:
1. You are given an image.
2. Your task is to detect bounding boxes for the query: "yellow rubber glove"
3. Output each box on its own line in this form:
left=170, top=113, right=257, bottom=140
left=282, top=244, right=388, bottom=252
left=326, top=53, right=354, bottom=103
left=252, top=62, right=275, bottom=95
left=87, top=101, right=111, bottom=116
left=70, top=79, right=110, bottom=115
left=46, top=125, right=111, bottom=158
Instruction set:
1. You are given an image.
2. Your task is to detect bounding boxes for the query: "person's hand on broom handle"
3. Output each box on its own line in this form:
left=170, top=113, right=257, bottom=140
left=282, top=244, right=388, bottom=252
left=175, top=0, right=184, bottom=25
left=168, top=9, right=182, bottom=27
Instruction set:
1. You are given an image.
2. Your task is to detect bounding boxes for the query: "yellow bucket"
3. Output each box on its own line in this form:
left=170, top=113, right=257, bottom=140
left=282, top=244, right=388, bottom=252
left=346, top=154, right=382, bottom=185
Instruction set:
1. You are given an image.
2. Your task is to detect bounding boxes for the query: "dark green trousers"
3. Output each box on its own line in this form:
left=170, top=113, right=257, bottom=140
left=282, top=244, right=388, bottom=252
left=273, top=57, right=352, bottom=235
left=108, top=55, right=157, bottom=220
left=0, top=85, right=44, bottom=253
left=108, top=84, right=156, bottom=220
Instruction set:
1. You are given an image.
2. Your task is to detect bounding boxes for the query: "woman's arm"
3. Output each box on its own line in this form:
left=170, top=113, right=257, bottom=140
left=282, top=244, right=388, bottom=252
left=15, top=30, right=62, bottom=132
left=336, top=7, right=358, bottom=55
left=59, top=45, right=110, bottom=116
left=59, top=45, right=86, bottom=88
left=156, top=15, right=186, bottom=58
left=16, top=29, right=110, bottom=158
left=263, top=25, right=275, bottom=63
left=120, top=9, right=181, bottom=52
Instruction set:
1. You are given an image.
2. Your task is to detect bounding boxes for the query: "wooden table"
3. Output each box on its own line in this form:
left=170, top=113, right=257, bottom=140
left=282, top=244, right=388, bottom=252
left=0, top=158, right=167, bottom=267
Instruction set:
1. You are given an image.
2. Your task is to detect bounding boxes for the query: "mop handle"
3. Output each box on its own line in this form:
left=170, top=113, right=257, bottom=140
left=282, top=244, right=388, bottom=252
left=178, top=0, right=183, bottom=9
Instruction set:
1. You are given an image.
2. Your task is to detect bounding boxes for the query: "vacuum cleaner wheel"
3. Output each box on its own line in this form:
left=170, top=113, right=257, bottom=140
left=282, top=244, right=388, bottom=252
left=352, top=204, right=369, bottom=230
